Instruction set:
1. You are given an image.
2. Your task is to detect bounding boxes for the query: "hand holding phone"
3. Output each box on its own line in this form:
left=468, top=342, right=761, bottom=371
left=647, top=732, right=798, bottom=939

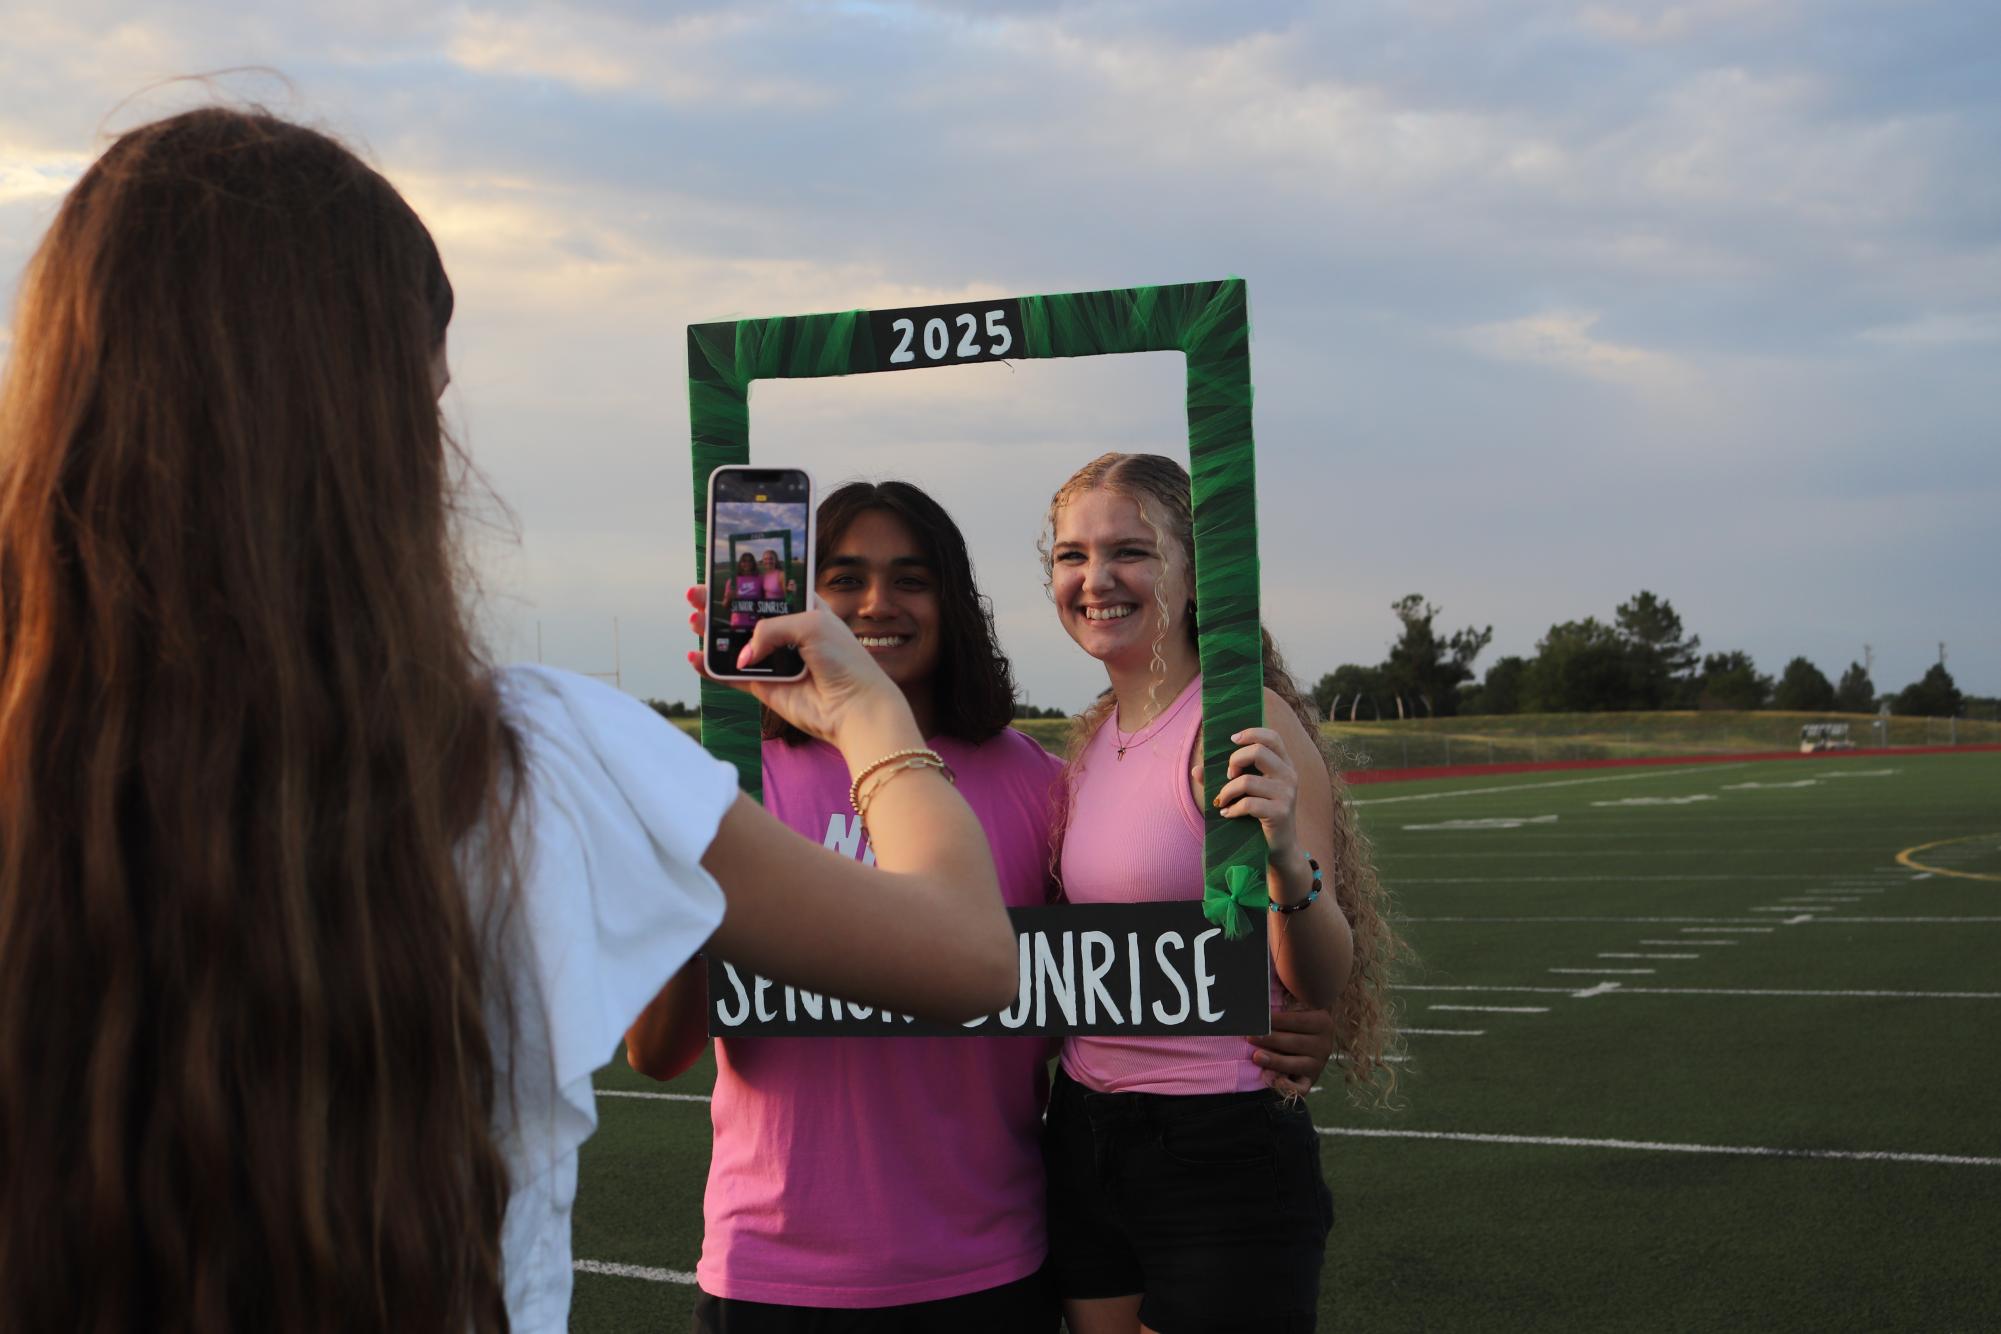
left=685, top=589, right=908, bottom=750
left=705, top=467, right=813, bottom=681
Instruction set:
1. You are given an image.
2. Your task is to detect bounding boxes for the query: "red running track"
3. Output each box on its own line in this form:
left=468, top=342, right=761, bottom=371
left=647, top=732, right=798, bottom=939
left=1340, top=742, right=2001, bottom=786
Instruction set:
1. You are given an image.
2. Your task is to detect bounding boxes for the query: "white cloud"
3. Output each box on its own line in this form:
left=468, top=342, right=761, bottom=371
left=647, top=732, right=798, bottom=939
left=1856, top=311, right=2001, bottom=349
left=443, top=7, right=830, bottom=107
left=1459, top=310, right=1691, bottom=393
left=1579, top=0, right=1791, bottom=45
left=0, top=148, right=88, bottom=204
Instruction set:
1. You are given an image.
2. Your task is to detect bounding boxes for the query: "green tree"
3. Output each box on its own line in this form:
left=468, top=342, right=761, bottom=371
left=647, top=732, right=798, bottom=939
left=1833, top=662, right=1876, bottom=712
left=1461, top=655, right=1527, bottom=715
left=1772, top=657, right=1836, bottom=711
left=1313, top=664, right=1394, bottom=720
left=646, top=698, right=694, bottom=719
left=1523, top=619, right=1631, bottom=713
left=1697, top=651, right=1773, bottom=710
left=1614, top=591, right=1701, bottom=708
left=1382, top=594, right=1492, bottom=717
left=1895, top=664, right=1963, bottom=716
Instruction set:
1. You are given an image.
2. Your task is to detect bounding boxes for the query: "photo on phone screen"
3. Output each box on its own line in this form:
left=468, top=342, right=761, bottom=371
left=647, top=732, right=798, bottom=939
left=706, top=467, right=813, bottom=679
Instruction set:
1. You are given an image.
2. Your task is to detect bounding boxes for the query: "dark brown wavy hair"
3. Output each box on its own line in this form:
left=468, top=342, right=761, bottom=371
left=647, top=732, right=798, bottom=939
left=766, top=480, right=1016, bottom=746
left=0, top=108, right=521, bottom=1331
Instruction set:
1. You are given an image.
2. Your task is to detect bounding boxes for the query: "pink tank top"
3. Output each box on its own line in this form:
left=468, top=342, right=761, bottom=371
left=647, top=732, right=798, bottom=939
left=1059, top=674, right=1274, bottom=1094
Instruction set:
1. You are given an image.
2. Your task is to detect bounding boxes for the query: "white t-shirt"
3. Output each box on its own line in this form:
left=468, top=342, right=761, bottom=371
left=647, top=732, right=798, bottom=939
left=486, top=666, right=738, bottom=1332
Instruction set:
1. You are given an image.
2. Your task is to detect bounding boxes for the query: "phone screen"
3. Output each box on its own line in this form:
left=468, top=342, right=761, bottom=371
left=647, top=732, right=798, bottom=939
left=707, top=468, right=812, bottom=679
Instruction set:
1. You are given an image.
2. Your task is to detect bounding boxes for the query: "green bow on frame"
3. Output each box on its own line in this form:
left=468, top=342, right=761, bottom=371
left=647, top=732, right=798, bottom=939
left=1205, top=862, right=1269, bottom=941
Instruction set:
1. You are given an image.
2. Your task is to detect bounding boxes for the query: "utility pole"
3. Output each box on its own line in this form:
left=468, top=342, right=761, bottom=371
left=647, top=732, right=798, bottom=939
left=614, top=617, right=623, bottom=691
left=1863, top=643, right=1873, bottom=676
left=1939, top=641, right=1947, bottom=669
left=537, top=620, right=544, bottom=664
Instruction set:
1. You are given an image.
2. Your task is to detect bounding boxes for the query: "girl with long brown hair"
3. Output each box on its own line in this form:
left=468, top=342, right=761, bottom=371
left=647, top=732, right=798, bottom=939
left=1036, top=452, right=1402, bottom=1334
left=0, top=106, right=1017, bottom=1334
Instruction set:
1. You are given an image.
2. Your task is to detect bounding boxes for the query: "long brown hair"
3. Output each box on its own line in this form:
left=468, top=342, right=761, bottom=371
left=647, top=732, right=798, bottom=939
left=1042, top=452, right=1405, bottom=1099
left=0, top=108, right=520, bottom=1330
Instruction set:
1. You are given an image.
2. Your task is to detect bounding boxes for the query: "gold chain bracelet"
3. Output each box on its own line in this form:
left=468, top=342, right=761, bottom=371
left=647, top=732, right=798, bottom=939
left=855, top=753, right=955, bottom=835
left=848, top=747, right=947, bottom=815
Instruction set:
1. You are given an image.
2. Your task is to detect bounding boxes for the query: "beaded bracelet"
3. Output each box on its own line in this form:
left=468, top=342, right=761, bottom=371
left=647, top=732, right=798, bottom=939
left=855, top=754, right=955, bottom=833
left=1269, top=856, right=1323, bottom=914
left=848, top=748, right=944, bottom=815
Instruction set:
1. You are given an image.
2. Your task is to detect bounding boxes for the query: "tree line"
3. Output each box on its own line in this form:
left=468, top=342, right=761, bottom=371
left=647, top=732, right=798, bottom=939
left=641, top=590, right=1981, bottom=722
left=1311, top=591, right=1978, bottom=720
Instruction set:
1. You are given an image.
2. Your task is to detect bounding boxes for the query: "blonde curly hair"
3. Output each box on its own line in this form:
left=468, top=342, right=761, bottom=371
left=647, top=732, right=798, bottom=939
left=1040, top=452, right=1406, bottom=1101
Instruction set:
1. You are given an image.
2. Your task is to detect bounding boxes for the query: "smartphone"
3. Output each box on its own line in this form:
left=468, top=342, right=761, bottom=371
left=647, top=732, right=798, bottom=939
left=705, top=466, right=814, bottom=680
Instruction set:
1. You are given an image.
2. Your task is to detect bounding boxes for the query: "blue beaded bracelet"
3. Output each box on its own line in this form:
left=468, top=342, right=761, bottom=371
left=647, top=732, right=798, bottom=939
left=1269, top=856, right=1322, bottom=914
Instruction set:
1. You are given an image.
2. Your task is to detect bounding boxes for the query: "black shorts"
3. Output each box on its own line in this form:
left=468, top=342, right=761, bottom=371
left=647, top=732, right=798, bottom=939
left=690, top=1268, right=1055, bottom=1333
left=1042, top=1067, right=1334, bottom=1333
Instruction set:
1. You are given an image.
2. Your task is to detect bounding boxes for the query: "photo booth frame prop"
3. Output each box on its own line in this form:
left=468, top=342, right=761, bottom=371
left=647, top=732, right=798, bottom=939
left=689, top=279, right=1270, bottom=1037
left=725, top=528, right=793, bottom=571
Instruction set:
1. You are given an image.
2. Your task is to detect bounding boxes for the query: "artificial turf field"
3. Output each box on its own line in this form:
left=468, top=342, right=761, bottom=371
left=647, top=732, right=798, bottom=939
left=568, top=749, right=2001, bottom=1332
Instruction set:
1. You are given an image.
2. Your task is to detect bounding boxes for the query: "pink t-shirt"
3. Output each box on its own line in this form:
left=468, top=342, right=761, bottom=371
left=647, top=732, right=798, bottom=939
left=1059, top=674, right=1275, bottom=1095
left=698, top=728, right=1062, bottom=1307
left=729, top=575, right=762, bottom=630
left=760, top=567, right=787, bottom=602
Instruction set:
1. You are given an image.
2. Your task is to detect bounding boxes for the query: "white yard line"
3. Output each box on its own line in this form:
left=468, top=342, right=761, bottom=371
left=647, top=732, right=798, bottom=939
left=1401, top=1027, right=1487, bottom=1036
left=1315, top=1126, right=2001, bottom=1168
left=1405, top=916, right=1777, bottom=925
left=1397, top=874, right=1865, bottom=884
left=1350, top=766, right=1739, bottom=806
left=1640, top=939, right=1738, bottom=946
left=1403, top=984, right=2001, bottom=1000
left=1601, top=952, right=1700, bottom=959
left=1428, top=1004, right=1551, bottom=1013
left=1800, top=917, right=2001, bottom=924
left=574, top=1259, right=699, bottom=1284
left=1550, top=967, right=1655, bottom=975
left=596, top=1090, right=712, bottom=1103
left=1681, top=927, right=1774, bottom=933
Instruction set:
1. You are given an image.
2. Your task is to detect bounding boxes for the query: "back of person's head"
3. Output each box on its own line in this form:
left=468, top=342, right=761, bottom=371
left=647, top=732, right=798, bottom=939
left=0, top=106, right=518, bottom=1332
left=765, top=479, right=1016, bottom=745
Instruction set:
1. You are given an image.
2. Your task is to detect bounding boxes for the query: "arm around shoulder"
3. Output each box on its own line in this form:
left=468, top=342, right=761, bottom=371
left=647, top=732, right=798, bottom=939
left=625, top=958, right=711, bottom=1081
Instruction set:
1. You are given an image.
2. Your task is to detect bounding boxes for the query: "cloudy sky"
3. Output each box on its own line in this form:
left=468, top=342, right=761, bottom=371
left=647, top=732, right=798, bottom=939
left=2, top=0, right=1995, bottom=709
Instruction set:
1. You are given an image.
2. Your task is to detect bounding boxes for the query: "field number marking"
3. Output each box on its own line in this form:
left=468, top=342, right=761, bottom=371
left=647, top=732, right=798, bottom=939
left=1316, top=1126, right=2001, bottom=1168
